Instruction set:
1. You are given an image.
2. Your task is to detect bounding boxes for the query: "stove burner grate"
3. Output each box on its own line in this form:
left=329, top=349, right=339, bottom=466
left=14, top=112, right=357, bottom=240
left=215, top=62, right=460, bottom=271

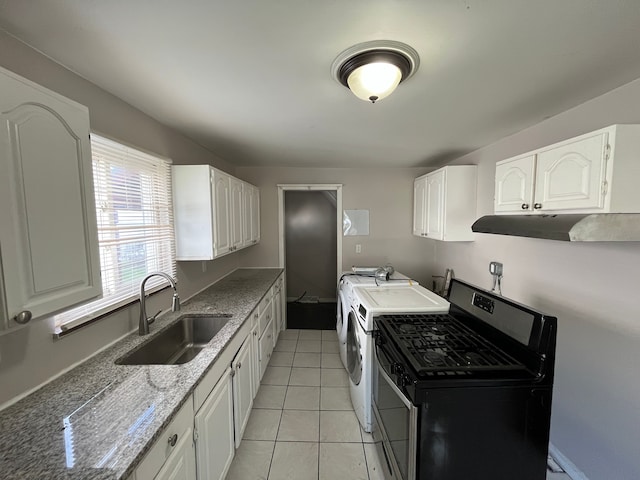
left=379, top=313, right=526, bottom=376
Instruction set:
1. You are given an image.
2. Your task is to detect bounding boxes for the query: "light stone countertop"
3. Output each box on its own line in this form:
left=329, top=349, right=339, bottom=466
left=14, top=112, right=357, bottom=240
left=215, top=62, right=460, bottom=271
left=0, top=267, right=283, bottom=480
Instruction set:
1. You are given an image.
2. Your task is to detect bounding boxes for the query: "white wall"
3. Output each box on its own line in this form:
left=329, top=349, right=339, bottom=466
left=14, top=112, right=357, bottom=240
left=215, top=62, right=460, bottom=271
left=235, top=166, right=437, bottom=286
left=0, top=32, right=240, bottom=406
left=435, top=77, right=640, bottom=480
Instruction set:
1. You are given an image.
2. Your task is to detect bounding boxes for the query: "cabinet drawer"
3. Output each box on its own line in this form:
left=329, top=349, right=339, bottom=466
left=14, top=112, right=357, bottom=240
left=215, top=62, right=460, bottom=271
left=134, top=396, right=194, bottom=480
left=258, top=292, right=272, bottom=315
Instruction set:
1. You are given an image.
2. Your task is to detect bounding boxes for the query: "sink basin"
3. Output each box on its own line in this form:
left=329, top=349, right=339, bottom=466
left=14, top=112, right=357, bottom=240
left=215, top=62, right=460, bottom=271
left=116, top=314, right=232, bottom=365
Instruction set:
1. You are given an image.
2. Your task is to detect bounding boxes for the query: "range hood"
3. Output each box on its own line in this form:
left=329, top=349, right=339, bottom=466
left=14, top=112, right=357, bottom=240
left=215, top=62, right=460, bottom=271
left=472, top=214, right=640, bottom=241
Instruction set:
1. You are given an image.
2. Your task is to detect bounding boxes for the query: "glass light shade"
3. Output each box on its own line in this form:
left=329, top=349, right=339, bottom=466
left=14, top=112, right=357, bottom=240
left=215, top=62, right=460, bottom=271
left=346, top=62, right=403, bottom=103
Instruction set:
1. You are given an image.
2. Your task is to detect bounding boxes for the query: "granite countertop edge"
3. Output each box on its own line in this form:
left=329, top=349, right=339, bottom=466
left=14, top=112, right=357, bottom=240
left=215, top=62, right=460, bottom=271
left=0, top=267, right=284, bottom=480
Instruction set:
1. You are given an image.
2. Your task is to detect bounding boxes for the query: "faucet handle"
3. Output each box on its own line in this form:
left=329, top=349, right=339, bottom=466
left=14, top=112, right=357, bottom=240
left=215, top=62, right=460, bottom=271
left=148, top=310, right=162, bottom=325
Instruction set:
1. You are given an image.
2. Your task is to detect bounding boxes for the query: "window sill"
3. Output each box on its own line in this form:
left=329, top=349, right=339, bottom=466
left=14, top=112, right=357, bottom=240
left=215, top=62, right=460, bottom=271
left=52, top=285, right=171, bottom=339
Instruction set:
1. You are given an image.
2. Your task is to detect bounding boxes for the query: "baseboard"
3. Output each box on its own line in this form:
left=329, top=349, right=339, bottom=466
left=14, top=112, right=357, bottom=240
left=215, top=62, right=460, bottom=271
left=549, top=443, right=590, bottom=480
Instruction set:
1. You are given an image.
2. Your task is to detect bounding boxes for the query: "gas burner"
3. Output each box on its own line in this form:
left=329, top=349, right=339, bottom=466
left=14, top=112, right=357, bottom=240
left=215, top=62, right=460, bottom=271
left=399, top=323, right=417, bottom=333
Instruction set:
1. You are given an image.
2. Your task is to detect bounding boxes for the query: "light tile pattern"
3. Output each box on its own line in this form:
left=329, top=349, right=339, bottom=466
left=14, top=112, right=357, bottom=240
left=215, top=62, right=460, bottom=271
left=228, top=329, right=570, bottom=480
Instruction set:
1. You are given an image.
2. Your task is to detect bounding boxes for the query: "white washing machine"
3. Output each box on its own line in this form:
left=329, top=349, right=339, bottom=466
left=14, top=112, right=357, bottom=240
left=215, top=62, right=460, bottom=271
left=336, top=272, right=414, bottom=368
left=346, top=284, right=450, bottom=432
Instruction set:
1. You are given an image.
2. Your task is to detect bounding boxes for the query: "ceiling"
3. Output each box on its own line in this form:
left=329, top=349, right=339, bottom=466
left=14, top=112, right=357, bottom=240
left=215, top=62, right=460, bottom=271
left=2, top=1, right=640, bottom=168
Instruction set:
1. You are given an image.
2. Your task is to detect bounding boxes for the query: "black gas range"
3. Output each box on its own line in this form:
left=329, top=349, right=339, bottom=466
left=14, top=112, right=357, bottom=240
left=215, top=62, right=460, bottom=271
left=372, top=278, right=556, bottom=480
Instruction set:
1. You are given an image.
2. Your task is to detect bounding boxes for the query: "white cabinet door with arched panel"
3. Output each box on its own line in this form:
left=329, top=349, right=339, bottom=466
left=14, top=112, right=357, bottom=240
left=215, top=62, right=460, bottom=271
left=495, top=154, right=536, bottom=213
left=535, top=132, right=608, bottom=212
left=0, top=67, right=101, bottom=329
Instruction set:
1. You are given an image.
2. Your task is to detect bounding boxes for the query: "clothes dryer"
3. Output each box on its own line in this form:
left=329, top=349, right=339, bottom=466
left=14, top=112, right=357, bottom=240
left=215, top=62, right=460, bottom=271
left=336, top=272, right=413, bottom=368
left=347, top=283, right=449, bottom=432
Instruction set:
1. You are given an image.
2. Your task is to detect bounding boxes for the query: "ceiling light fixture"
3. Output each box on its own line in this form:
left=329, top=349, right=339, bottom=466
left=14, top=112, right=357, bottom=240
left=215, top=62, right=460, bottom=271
left=331, top=40, right=420, bottom=104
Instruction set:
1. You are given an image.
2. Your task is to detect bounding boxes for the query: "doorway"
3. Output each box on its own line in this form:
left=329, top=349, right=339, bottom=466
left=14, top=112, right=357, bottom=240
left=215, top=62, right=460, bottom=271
left=278, top=185, right=342, bottom=329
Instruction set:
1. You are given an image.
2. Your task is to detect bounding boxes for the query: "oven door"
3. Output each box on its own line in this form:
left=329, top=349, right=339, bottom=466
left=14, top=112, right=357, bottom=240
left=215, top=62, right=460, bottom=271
left=373, top=341, right=418, bottom=480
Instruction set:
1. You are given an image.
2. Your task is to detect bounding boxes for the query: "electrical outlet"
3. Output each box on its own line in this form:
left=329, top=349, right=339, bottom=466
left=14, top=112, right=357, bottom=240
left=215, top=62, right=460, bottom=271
left=355, top=244, right=362, bottom=254
left=489, top=261, right=503, bottom=276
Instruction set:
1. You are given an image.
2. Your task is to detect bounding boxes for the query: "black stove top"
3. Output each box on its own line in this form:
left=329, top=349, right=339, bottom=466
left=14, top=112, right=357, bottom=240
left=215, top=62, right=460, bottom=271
left=378, top=313, right=527, bottom=377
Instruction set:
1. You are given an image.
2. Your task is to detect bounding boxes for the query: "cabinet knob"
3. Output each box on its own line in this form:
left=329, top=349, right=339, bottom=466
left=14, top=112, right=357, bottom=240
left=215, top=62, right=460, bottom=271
left=521, top=203, right=530, bottom=210
left=237, top=361, right=242, bottom=369
left=13, top=310, right=32, bottom=325
left=168, top=433, right=178, bottom=447
left=533, top=203, right=542, bottom=210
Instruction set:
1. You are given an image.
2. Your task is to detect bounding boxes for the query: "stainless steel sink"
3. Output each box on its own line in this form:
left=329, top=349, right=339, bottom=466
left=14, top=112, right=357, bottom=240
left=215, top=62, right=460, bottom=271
left=116, top=314, right=232, bottom=365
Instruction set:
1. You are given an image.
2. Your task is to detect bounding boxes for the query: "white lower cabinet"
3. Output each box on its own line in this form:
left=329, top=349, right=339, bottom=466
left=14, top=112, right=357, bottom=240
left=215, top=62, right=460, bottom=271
left=132, top=276, right=284, bottom=480
left=231, top=338, right=254, bottom=448
left=155, top=427, right=197, bottom=480
left=259, top=318, right=275, bottom=381
left=194, top=368, right=235, bottom=480
left=133, top=397, right=196, bottom=480
left=250, top=313, right=261, bottom=397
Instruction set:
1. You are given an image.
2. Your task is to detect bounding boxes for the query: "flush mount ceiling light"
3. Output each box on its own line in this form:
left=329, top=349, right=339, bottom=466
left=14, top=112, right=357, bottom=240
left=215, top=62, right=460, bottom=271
left=331, top=40, right=420, bottom=104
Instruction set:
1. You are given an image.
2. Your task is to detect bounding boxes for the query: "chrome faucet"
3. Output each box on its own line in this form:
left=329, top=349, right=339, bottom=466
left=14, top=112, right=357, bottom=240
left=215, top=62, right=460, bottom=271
left=139, top=272, right=180, bottom=335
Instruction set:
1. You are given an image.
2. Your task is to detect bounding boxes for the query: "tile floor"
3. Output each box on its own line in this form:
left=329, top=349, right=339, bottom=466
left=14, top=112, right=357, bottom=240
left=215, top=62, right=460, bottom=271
left=225, top=329, right=572, bottom=480
left=226, top=329, right=381, bottom=480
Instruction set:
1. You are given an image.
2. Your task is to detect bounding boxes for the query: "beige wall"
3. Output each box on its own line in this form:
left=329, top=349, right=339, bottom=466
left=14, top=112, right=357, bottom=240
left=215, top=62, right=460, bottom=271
left=0, top=32, right=240, bottom=406
left=435, top=78, right=640, bottom=480
left=235, top=166, right=437, bottom=286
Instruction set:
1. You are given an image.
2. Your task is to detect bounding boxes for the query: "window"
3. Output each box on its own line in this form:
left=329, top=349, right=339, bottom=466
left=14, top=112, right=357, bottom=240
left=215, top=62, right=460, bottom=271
left=54, top=134, right=176, bottom=333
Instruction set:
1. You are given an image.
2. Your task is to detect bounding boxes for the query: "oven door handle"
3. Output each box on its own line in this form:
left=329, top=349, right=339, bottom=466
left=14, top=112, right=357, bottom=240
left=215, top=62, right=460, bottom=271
left=377, top=357, right=414, bottom=410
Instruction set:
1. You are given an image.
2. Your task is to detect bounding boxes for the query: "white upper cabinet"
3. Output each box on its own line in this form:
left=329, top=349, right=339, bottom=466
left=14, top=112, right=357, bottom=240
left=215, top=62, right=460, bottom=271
left=495, top=154, right=536, bottom=213
left=241, top=183, right=260, bottom=248
left=0, top=67, right=101, bottom=328
left=412, top=177, right=427, bottom=236
left=231, top=337, right=254, bottom=448
left=413, top=166, right=477, bottom=241
left=214, top=170, right=231, bottom=256
left=494, top=125, right=640, bottom=214
left=172, top=165, right=259, bottom=260
left=229, top=177, right=243, bottom=251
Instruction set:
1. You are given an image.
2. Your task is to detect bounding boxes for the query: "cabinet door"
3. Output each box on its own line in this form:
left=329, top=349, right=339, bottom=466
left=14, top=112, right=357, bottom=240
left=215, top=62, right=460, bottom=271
left=172, top=165, right=215, bottom=260
left=229, top=177, right=244, bottom=250
left=155, top=425, right=197, bottom=480
left=0, top=68, right=101, bottom=325
left=495, top=155, right=536, bottom=213
left=250, top=321, right=261, bottom=397
left=194, top=369, right=234, bottom=480
left=232, top=338, right=254, bottom=448
left=534, top=132, right=608, bottom=212
left=273, top=281, right=283, bottom=341
left=242, top=183, right=253, bottom=247
left=425, top=170, right=445, bottom=240
left=412, top=177, right=427, bottom=236
left=212, top=170, right=231, bottom=256
left=259, top=319, right=274, bottom=380
left=251, top=186, right=260, bottom=243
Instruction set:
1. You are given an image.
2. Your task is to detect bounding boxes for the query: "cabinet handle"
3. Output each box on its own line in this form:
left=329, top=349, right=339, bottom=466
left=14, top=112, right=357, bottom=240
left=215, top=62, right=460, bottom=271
left=254, top=331, right=257, bottom=336
left=13, top=310, right=32, bottom=325
left=521, top=203, right=530, bottom=210
left=237, top=361, right=242, bottom=369
left=533, top=203, right=542, bottom=210
left=168, top=434, right=178, bottom=447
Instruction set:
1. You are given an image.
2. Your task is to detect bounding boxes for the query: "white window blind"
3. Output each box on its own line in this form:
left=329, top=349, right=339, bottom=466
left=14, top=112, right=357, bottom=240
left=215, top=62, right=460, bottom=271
left=55, top=134, right=176, bottom=332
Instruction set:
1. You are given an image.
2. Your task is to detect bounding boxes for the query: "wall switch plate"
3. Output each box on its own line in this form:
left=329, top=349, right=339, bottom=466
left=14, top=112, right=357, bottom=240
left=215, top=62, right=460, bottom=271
left=355, top=244, right=362, bottom=254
